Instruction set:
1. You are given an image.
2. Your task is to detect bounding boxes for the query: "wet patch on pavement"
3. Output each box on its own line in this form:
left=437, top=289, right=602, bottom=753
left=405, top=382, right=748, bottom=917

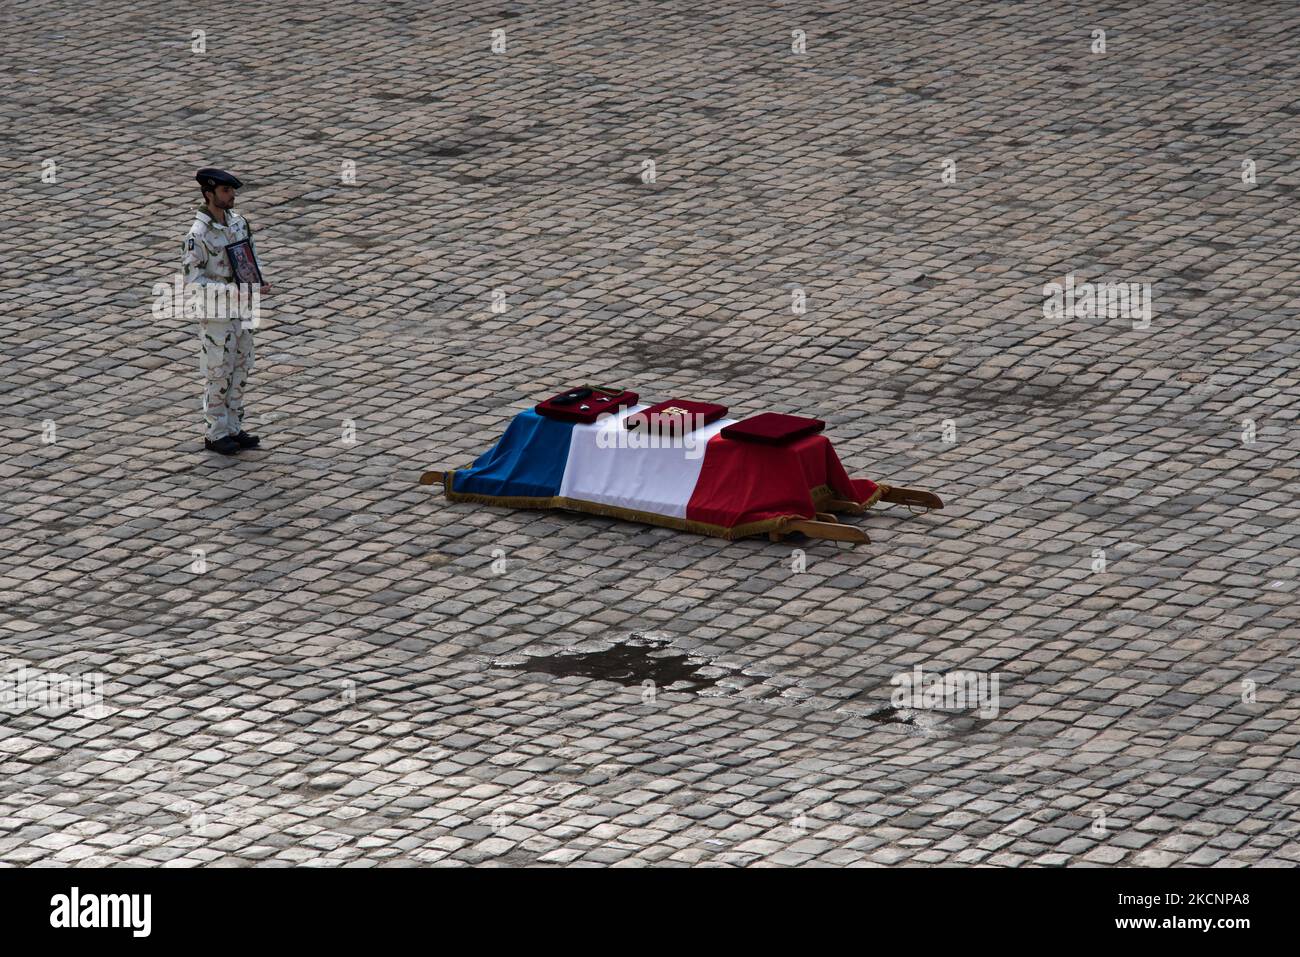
left=862, top=705, right=987, bottom=738
left=494, top=634, right=720, bottom=692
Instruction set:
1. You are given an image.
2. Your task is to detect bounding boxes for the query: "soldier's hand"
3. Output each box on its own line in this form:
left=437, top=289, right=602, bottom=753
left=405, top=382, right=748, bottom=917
left=260, top=283, right=272, bottom=296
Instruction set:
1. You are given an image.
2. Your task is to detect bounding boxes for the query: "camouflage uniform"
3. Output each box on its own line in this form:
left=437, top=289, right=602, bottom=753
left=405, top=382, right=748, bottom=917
left=182, top=208, right=256, bottom=441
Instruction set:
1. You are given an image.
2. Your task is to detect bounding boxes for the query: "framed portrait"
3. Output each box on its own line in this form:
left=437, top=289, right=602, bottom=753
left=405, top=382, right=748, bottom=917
left=225, top=238, right=264, bottom=286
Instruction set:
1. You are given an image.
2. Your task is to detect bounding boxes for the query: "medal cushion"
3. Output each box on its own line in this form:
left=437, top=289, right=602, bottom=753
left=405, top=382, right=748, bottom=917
left=536, top=387, right=638, bottom=424
left=622, top=400, right=728, bottom=432
left=720, top=412, right=826, bottom=445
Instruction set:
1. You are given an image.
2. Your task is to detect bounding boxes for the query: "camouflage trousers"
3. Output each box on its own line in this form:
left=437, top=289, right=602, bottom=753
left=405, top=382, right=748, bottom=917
left=199, top=317, right=255, bottom=441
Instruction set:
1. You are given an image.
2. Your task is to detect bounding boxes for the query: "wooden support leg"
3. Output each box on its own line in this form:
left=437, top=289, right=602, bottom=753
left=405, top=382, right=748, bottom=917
left=780, top=518, right=870, bottom=544
left=420, top=470, right=457, bottom=493
left=879, top=485, right=944, bottom=510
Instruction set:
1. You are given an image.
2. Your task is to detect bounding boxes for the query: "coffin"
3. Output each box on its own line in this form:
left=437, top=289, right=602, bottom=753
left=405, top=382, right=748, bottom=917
left=421, top=402, right=942, bottom=544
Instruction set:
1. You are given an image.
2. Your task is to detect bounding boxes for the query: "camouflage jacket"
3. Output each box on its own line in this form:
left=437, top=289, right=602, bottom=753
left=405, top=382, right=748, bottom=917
left=182, top=207, right=253, bottom=287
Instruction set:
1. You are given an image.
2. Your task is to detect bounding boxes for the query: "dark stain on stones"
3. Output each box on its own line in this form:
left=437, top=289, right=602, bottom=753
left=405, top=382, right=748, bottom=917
left=864, top=705, right=986, bottom=737
left=374, top=91, right=440, bottom=103
left=499, top=641, right=718, bottom=691
left=427, top=144, right=473, bottom=158
left=623, top=332, right=761, bottom=379
left=882, top=375, right=1096, bottom=413
left=232, top=525, right=275, bottom=537
left=865, top=706, right=914, bottom=725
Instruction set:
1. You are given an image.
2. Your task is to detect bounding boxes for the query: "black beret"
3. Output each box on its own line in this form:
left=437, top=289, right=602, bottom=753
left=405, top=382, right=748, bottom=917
left=196, top=167, right=243, bottom=190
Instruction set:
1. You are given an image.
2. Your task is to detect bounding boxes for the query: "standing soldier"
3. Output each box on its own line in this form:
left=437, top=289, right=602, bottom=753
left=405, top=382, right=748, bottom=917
left=182, top=167, right=270, bottom=455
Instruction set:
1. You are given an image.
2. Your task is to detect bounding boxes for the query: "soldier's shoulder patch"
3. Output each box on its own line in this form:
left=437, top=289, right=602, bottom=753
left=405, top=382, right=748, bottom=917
left=187, top=236, right=195, bottom=250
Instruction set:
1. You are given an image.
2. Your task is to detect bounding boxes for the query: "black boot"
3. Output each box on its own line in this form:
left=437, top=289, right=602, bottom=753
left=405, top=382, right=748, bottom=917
left=204, top=436, right=241, bottom=456
left=234, top=431, right=261, bottom=449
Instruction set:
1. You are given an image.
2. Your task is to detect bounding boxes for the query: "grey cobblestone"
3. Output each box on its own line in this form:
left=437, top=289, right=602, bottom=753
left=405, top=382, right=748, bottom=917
left=1, top=0, right=1298, bottom=867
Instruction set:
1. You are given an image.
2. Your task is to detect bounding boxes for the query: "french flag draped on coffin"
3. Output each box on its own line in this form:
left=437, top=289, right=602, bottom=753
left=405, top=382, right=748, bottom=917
left=424, top=388, right=942, bottom=544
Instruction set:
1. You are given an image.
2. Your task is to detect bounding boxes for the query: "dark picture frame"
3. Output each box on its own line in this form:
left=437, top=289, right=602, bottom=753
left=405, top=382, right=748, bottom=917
left=225, top=238, right=264, bottom=286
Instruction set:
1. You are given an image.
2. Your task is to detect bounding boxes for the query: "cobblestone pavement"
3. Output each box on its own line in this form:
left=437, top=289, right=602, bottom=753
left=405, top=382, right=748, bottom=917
left=2, top=0, right=1299, bottom=867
